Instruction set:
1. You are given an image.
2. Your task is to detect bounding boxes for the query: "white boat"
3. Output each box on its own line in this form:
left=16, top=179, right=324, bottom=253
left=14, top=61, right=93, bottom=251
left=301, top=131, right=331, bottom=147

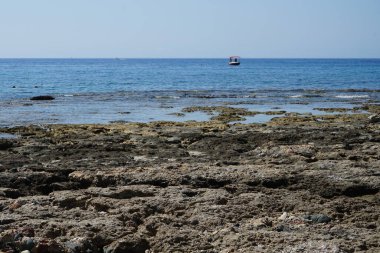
left=229, top=56, right=240, bottom=66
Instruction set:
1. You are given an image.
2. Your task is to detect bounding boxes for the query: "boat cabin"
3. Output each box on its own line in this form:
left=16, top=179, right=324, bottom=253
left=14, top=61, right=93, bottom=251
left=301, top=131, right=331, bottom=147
left=229, top=56, right=240, bottom=66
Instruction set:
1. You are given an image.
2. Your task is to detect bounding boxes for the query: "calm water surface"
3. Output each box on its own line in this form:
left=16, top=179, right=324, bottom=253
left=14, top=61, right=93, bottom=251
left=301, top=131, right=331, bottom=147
left=0, top=59, right=379, bottom=126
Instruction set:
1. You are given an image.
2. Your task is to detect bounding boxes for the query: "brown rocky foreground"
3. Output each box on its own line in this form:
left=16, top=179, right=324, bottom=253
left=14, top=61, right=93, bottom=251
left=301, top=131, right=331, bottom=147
left=0, top=113, right=379, bottom=253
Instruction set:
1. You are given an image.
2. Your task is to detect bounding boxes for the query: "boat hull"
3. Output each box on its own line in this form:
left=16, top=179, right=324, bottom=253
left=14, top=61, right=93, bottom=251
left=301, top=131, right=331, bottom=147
left=229, top=62, right=240, bottom=66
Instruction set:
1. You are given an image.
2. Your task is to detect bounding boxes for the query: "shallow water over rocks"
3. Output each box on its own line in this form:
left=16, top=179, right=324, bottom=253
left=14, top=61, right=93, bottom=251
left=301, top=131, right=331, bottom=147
left=0, top=133, right=17, bottom=139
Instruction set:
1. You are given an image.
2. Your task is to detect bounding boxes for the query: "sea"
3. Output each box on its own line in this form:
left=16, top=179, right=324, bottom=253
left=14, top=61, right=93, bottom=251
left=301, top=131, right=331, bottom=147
left=0, top=58, right=379, bottom=127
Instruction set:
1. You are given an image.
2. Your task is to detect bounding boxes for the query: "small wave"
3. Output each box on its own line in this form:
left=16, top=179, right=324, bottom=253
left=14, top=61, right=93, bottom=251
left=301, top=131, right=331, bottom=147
left=336, top=89, right=380, bottom=93
left=289, top=94, right=323, bottom=98
left=335, top=95, right=369, bottom=98
left=304, top=94, right=323, bottom=98
left=155, top=96, right=180, bottom=99
left=63, top=94, right=74, bottom=97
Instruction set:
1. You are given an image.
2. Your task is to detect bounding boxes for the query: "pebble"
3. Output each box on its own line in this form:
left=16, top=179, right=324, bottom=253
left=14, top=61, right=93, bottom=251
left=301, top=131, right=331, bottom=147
left=166, top=137, right=181, bottom=144
left=21, top=237, right=36, bottom=250
left=303, top=214, right=332, bottom=223
left=275, top=224, right=291, bottom=232
left=368, top=114, right=380, bottom=123
left=250, top=217, right=272, bottom=228
left=278, top=212, right=288, bottom=221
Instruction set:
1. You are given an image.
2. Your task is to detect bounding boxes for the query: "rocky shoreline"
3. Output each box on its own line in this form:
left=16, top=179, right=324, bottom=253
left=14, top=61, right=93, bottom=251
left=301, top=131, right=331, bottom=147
left=0, top=110, right=379, bottom=252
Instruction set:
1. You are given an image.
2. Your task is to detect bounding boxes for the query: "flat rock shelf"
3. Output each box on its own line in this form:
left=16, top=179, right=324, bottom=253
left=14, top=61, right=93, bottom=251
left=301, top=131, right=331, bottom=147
left=0, top=112, right=379, bottom=252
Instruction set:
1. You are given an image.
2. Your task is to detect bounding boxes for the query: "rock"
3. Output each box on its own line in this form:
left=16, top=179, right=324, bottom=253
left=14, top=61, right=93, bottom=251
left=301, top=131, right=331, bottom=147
left=68, top=171, right=94, bottom=185
left=275, top=224, right=291, bottom=232
left=368, top=114, right=380, bottom=123
left=167, top=112, right=185, bottom=117
left=188, top=150, right=205, bottom=157
left=50, top=191, right=91, bottom=209
left=0, top=218, right=16, bottom=225
left=278, top=212, right=288, bottom=221
left=64, top=237, right=96, bottom=253
left=0, top=139, right=14, bottom=150
left=0, top=230, right=14, bottom=244
left=0, top=188, right=20, bottom=198
left=342, top=183, right=379, bottom=197
left=166, top=136, right=181, bottom=144
left=103, top=236, right=150, bottom=253
left=250, top=217, right=273, bottom=228
left=303, top=214, right=332, bottom=224
left=0, top=120, right=379, bottom=252
left=85, top=186, right=155, bottom=199
left=30, top=96, right=55, bottom=101
left=9, top=199, right=28, bottom=210
left=17, top=237, right=35, bottom=251
left=33, top=239, right=64, bottom=253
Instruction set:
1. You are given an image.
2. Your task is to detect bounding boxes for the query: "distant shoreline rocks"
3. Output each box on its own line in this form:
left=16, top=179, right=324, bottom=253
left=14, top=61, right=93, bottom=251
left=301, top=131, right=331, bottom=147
left=30, top=95, right=55, bottom=101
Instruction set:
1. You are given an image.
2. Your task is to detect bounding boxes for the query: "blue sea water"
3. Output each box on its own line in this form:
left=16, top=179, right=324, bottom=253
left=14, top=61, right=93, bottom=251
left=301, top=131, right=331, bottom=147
left=0, top=59, right=379, bottom=126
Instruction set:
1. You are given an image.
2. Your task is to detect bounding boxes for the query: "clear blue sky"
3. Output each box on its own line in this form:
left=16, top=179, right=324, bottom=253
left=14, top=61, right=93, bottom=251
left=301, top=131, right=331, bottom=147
left=1, top=0, right=379, bottom=58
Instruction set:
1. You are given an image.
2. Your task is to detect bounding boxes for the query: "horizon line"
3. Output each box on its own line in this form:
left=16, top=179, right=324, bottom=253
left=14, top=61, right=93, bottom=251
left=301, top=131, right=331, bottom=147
left=1, top=57, right=380, bottom=60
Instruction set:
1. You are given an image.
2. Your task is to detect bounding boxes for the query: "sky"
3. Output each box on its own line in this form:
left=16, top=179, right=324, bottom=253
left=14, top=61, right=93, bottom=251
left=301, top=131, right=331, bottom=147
left=0, top=0, right=379, bottom=58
